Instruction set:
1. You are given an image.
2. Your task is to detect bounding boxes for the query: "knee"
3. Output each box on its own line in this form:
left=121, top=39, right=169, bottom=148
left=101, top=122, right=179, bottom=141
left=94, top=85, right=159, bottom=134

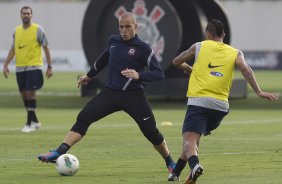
left=71, top=112, right=92, bottom=136
left=70, top=121, right=89, bottom=137
left=144, top=129, right=164, bottom=145
left=183, top=140, right=198, bottom=154
left=76, top=110, right=89, bottom=123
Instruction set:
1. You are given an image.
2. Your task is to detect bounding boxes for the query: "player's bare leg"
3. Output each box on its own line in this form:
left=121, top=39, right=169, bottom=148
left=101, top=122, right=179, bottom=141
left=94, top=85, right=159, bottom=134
left=183, top=132, right=203, bottom=184
left=154, top=139, right=176, bottom=173
left=63, top=131, right=83, bottom=146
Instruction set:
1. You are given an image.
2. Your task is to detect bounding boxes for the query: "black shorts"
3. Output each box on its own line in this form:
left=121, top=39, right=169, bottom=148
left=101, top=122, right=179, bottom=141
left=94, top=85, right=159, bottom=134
left=182, top=105, right=229, bottom=136
left=16, top=69, right=44, bottom=91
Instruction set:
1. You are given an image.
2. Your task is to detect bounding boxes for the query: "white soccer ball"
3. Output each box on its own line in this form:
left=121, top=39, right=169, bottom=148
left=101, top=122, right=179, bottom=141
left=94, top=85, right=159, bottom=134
left=55, top=154, right=79, bottom=176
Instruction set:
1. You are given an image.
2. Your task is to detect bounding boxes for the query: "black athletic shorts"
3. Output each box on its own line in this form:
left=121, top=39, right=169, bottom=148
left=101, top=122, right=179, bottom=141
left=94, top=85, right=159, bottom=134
left=182, top=105, right=229, bottom=136
left=16, top=69, right=44, bottom=91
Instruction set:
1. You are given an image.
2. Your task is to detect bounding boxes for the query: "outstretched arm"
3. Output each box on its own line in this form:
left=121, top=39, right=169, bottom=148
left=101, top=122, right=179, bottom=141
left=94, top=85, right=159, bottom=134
left=236, top=50, right=279, bottom=101
left=172, top=43, right=195, bottom=74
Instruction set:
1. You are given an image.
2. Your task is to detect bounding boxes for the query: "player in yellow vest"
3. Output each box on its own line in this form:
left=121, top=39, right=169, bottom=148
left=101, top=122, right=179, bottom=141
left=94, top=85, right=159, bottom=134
left=3, top=6, right=53, bottom=133
left=168, top=19, right=278, bottom=184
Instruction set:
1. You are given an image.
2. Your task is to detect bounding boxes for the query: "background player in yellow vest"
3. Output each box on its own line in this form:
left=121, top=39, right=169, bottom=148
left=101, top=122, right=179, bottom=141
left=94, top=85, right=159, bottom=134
left=168, top=19, right=279, bottom=184
left=3, top=6, right=53, bottom=133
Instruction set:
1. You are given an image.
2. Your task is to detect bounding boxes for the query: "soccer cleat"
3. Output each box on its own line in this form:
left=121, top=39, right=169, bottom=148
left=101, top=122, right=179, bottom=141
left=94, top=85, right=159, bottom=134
left=38, top=150, right=60, bottom=163
left=184, top=164, right=203, bottom=184
left=21, top=124, right=33, bottom=133
left=167, top=162, right=176, bottom=173
left=30, top=121, right=41, bottom=130
left=168, top=172, right=180, bottom=181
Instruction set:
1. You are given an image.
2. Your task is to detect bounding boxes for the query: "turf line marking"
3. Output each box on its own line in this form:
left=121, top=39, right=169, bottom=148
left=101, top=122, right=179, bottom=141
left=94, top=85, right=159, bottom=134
left=0, top=118, right=281, bottom=131
left=5, top=151, right=266, bottom=162
left=224, top=118, right=281, bottom=124
left=0, top=91, right=79, bottom=96
left=201, top=151, right=266, bottom=156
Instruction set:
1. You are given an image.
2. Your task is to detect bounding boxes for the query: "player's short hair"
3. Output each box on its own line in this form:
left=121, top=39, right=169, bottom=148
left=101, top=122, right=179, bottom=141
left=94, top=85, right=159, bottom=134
left=21, top=6, right=32, bottom=14
left=206, top=19, right=224, bottom=37
left=119, top=12, right=136, bottom=23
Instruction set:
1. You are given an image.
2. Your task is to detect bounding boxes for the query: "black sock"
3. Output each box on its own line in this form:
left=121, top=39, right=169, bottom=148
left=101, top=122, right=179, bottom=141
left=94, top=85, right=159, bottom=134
left=173, top=158, right=187, bottom=176
left=23, top=100, right=28, bottom=108
left=164, top=154, right=174, bottom=167
left=29, top=99, right=38, bottom=122
left=188, top=155, right=199, bottom=170
left=25, top=100, right=38, bottom=123
left=56, top=143, right=71, bottom=155
left=24, top=100, right=30, bottom=125
left=27, top=111, right=32, bottom=125
left=30, top=111, right=38, bottom=122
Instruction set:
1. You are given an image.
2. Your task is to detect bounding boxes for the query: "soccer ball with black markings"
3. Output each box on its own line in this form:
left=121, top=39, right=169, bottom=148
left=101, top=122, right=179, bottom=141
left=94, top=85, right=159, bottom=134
left=55, top=154, right=79, bottom=176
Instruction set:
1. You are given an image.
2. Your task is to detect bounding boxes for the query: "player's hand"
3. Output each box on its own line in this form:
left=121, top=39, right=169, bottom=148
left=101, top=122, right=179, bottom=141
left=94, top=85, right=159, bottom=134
left=46, top=68, right=53, bottom=79
left=121, top=68, right=139, bottom=79
left=3, top=66, right=9, bottom=78
left=77, top=75, right=91, bottom=88
left=257, top=91, right=279, bottom=101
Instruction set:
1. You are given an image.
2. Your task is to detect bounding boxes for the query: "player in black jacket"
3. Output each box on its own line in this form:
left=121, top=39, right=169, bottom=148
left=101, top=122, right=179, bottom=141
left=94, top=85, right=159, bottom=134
left=38, top=12, right=176, bottom=174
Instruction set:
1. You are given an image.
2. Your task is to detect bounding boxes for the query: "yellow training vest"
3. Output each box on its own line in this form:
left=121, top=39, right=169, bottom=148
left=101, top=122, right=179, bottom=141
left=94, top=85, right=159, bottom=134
left=187, top=40, right=238, bottom=102
left=14, top=23, right=43, bottom=66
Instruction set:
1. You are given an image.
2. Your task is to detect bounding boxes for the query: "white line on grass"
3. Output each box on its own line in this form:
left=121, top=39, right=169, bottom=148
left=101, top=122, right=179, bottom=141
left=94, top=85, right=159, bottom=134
left=5, top=151, right=267, bottom=162
left=0, top=118, right=281, bottom=131
left=224, top=118, right=282, bottom=124
left=0, top=91, right=79, bottom=96
left=200, top=151, right=266, bottom=156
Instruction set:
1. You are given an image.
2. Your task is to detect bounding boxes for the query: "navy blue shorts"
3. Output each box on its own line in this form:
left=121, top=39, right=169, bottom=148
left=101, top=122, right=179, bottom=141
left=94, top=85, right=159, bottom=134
left=182, top=105, right=229, bottom=136
left=16, top=70, right=44, bottom=91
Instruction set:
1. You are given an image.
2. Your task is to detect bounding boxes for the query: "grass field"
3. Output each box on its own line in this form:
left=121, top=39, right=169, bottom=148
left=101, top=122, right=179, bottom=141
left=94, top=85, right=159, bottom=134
left=0, top=71, right=281, bottom=184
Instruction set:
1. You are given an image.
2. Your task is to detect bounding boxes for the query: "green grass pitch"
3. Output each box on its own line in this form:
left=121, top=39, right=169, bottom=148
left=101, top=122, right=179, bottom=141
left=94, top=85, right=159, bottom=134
left=0, top=71, right=281, bottom=184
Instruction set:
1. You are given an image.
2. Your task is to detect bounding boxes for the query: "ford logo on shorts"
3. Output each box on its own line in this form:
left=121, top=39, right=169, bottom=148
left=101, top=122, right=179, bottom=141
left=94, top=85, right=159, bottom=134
left=210, top=72, right=223, bottom=77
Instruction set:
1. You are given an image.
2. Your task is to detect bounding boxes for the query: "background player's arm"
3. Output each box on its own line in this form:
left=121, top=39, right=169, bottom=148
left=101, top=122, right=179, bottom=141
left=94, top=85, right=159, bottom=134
left=172, top=44, right=195, bottom=74
left=2, top=47, right=15, bottom=78
left=38, top=26, right=53, bottom=79
left=236, top=50, right=278, bottom=101
left=43, top=45, right=53, bottom=79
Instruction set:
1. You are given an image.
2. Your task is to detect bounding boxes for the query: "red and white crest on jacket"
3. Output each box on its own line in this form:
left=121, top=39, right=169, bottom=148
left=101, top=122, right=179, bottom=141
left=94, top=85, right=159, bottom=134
left=115, top=0, right=165, bottom=62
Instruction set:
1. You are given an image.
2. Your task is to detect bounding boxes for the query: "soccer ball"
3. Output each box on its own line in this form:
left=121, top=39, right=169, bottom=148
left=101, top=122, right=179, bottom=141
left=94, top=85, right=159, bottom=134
left=55, top=154, right=79, bottom=176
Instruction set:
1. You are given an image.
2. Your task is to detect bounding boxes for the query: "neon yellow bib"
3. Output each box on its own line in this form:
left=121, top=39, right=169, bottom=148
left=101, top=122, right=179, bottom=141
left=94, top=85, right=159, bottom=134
left=187, top=40, right=238, bottom=101
left=15, top=23, right=43, bottom=66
